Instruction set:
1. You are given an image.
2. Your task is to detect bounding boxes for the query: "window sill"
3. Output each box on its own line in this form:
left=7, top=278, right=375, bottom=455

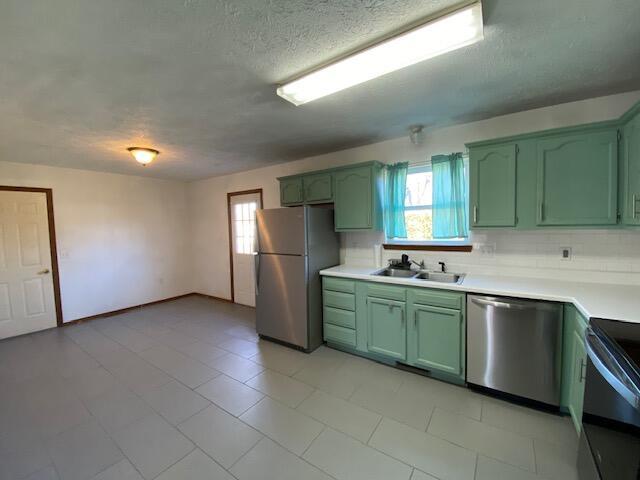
left=383, top=242, right=473, bottom=252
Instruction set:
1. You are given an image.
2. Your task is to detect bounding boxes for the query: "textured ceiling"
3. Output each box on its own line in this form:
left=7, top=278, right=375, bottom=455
left=1, top=0, right=640, bottom=181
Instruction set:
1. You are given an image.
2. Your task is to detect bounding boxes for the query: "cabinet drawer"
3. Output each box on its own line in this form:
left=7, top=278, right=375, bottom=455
left=323, top=306, right=356, bottom=329
left=323, top=277, right=355, bottom=294
left=323, top=290, right=355, bottom=311
left=366, top=283, right=406, bottom=302
left=410, top=288, right=464, bottom=310
left=324, top=323, right=356, bottom=347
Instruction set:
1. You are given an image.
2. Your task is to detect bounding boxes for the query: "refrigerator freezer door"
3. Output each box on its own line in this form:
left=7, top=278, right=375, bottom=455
left=257, top=207, right=306, bottom=255
left=255, top=253, right=308, bottom=349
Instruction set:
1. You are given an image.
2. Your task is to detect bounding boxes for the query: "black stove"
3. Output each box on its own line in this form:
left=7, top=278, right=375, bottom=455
left=578, top=318, right=640, bottom=480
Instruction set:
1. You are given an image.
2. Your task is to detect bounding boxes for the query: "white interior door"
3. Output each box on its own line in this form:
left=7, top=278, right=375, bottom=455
left=0, top=191, right=57, bottom=339
left=230, top=192, right=261, bottom=307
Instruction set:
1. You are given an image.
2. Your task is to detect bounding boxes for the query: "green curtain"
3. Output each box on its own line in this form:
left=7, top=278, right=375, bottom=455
left=432, top=153, right=468, bottom=239
left=384, top=162, right=409, bottom=238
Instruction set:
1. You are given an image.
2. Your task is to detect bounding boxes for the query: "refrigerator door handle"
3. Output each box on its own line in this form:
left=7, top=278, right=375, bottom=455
left=254, top=253, right=260, bottom=295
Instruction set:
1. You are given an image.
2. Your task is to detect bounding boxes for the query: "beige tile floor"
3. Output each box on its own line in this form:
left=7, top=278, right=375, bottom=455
left=0, top=296, right=580, bottom=480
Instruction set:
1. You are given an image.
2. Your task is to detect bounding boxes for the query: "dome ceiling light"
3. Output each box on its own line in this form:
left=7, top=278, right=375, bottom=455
left=127, top=147, right=159, bottom=166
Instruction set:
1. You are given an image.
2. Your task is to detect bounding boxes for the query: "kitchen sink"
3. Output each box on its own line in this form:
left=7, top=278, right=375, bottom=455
left=414, top=271, right=464, bottom=284
left=374, top=268, right=417, bottom=278
left=373, top=268, right=465, bottom=284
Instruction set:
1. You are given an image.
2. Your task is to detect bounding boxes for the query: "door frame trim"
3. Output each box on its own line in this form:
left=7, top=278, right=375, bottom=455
left=226, top=188, right=263, bottom=304
left=0, top=186, right=64, bottom=326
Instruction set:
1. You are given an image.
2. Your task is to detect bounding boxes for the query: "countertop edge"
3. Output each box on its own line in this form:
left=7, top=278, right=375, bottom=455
left=319, top=267, right=637, bottom=324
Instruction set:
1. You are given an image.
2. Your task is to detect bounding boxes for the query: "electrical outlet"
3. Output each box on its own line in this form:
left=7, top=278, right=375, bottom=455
left=560, top=247, right=572, bottom=261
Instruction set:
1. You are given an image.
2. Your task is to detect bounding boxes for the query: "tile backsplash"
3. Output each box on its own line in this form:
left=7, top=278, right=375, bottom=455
left=341, top=229, right=640, bottom=285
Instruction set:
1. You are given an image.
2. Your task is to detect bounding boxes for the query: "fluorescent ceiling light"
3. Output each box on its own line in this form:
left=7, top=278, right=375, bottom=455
left=277, top=1, right=484, bottom=106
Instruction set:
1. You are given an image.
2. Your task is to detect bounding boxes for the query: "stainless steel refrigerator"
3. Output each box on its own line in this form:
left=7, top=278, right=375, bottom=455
left=255, top=206, right=339, bottom=352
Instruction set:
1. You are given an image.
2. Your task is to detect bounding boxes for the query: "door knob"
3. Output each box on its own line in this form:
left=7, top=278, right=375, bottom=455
left=37, top=269, right=50, bottom=275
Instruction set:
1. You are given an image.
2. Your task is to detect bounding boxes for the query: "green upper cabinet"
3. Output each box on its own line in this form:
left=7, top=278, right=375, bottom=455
left=278, top=161, right=383, bottom=232
left=303, top=172, right=333, bottom=204
left=334, top=163, right=383, bottom=231
left=408, top=303, right=463, bottom=376
left=280, top=177, right=304, bottom=206
left=469, top=143, right=517, bottom=227
left=366, top=296, right=406, bottom=360
left=622, top=108, right=640, bottom=225
left=536, top=129, right=618, bottom=226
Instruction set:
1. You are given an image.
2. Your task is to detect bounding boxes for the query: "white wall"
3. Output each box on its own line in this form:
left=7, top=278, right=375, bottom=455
left=0, top=161, right=193, bottom=322
left=189, top=90, right=640, bottom=299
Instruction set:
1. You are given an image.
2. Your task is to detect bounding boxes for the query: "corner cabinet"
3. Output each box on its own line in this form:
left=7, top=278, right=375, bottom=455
left=561, top=304, right=588, bottom=433
left=536, top=129, right=618, bottom=226
left=622, top=107, right=640, bottom=225
left=469, top=143, right=517, bottom=227
left=278, top=161, right=384, bottom=232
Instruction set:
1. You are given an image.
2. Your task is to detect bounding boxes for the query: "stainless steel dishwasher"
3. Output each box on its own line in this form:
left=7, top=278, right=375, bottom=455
left=467, top=295, right=563, bottom=406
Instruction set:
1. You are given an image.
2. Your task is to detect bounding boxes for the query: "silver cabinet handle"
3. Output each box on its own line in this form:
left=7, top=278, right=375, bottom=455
left=473, top=205, right=478, bottom=224
left=539, top=203, right=544, bottom=221
left=579, top=359, right=586, bottom=382
left=634, top=194, right=638, bottom=220
left=414, top=310, right=417, bottom=327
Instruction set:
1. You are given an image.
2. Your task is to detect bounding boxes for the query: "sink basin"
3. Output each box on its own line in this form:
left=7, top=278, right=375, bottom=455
left=414, top=271, right=464, bottom=284
left=373, top=268, right=465, bottom=284
left=373, top=268, right=417, bottom=278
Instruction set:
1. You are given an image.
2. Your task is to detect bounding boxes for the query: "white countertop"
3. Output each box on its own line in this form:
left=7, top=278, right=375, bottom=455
left=320, top=264, right=640, bottom=324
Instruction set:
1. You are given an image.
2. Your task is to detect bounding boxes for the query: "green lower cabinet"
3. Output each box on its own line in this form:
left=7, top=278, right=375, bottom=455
left=366, top=297, right=406, bottom=360
left=561, top=304, right=588, bottom=433
left=408, top=304, right=463, bottom=377
left=567, top=329, right=587, bottom=433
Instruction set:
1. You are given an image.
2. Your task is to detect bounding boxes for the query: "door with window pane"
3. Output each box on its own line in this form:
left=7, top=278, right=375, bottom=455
left=230, top=192, right=262, bottom=307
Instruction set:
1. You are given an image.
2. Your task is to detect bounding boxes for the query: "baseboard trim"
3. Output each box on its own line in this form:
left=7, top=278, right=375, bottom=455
left=62, top=292, right=232, bottom=326
left=191, top=292, right=233, bottom=303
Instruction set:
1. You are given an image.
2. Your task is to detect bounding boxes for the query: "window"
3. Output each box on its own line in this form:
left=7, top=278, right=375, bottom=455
left=390, top=161, right=469, bottom=243
left=404, top=165, right=434, bottom=241
left=234, top=201, right=257, bottom=254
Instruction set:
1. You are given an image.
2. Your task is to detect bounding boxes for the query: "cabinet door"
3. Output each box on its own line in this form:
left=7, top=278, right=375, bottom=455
left=536, top=130, right=618, bottom=225
left=303, top=173, right=333, bottom=204
left=623, top=112, right=640, bottom=225
left=280, top=177, right=303, bottom=206
left=469, top=143, right=517, bottom=227
left=568, top=329, right=587, bottom=433
left=334, top=166, right=372, bottom=230
left=366, top=297, right=406, bottom=360
left=408, top=304, right=463, bottom=376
